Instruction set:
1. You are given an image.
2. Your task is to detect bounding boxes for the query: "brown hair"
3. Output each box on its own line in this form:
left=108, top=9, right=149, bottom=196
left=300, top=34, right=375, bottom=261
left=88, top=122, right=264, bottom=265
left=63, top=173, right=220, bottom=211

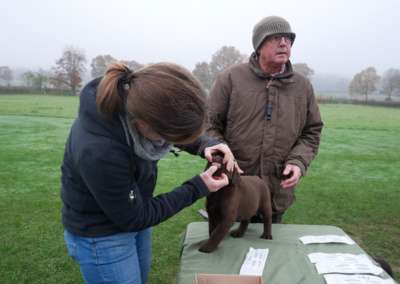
left=96, top=62, right=206, bottom=144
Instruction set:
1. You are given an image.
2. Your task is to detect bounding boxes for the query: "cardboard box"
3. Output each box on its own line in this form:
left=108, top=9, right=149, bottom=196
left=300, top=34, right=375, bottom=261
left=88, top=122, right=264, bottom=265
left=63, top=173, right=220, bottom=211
left=195, top=273, right=262, bottom=284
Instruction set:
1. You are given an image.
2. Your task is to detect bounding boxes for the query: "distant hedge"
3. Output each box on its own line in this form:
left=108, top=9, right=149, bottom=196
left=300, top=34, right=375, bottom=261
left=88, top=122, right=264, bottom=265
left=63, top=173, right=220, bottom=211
left=316, top=96, right=400, bottom=108
left=0, top=86, right=72, bottom=96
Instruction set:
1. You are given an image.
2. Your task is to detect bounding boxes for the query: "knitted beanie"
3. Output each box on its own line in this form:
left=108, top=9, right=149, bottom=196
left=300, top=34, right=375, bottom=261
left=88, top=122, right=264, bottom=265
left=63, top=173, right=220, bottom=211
left=252, top=16, right=296, bottom=51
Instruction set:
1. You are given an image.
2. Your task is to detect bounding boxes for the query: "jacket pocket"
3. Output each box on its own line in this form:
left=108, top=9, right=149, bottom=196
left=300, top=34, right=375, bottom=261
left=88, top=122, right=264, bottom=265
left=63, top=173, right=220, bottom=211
left=94, top=232, right=138, bottom=265
left=270, top=176, right=295, bottom=213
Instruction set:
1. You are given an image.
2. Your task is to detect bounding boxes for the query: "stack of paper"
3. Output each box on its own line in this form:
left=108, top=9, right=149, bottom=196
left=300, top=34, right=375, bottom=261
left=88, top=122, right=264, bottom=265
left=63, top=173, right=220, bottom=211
left=308, top=253, right=383, bottom=275
left=299, top=235, right=395, bottom=283
left=299, top=234, right=355, bottom=245
left=239, top=247, right=269, bottom=276
left=324, top=274, right=396, bottom=284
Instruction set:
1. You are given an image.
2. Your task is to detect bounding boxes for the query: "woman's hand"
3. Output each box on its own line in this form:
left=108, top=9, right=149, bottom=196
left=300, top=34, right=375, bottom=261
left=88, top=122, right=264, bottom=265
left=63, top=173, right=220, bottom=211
left=200, top=165, right=229, bottom=192
left=204, top=143, right=243, bottom=174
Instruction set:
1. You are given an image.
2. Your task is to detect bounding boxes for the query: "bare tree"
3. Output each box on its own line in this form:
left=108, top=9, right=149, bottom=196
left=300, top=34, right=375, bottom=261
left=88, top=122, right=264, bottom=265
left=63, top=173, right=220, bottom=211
left=192, top=62, right=213, bottom=91
left=22, top=71, right=35, bottom=87
left=0, top=66, right=13, bottom=86
left=51, top=46, right=87, bottom=95
left=209, top=46, right=247, bottom=79
left=381, top=68, right=400, bottom=101
left=349, top=67, right=380, bottom=102
left=22, top=69, right=49, bottom=91
left=293, top=63, right=314, bottom=78
left=90, top=55, right=117, bottom=78
left=120, top=60, right=143, bottom=72
left=191, top=46, right=247, bottom=92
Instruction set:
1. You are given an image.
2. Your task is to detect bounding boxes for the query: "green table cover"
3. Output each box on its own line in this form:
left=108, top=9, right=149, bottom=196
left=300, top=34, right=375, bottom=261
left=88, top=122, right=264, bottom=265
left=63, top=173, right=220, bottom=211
left=177, top=222, right=392, bottom=284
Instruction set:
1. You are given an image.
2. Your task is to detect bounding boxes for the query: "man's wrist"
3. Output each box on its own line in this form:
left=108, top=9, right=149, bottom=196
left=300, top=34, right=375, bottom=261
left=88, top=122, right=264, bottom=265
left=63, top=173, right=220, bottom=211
left=285, top=160, right=306, bottom=176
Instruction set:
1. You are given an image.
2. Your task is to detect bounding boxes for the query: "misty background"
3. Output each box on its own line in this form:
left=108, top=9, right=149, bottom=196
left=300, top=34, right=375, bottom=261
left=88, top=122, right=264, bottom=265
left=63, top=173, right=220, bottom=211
left=1, top=0, right=400, bottom=96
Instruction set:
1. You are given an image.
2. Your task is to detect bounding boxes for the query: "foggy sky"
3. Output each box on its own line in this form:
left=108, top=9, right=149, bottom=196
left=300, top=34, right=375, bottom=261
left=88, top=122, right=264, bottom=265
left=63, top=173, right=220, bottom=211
left=2, top=0, right=399, bottom=77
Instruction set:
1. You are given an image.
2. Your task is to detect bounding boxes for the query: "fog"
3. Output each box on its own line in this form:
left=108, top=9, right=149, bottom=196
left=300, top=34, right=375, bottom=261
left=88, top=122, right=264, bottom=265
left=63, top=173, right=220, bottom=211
left=2, top=0, right=399, bottom=78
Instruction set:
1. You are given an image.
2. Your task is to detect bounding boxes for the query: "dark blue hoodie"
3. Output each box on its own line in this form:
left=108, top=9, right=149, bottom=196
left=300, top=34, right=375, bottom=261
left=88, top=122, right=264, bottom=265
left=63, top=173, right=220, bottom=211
left=61, top=78, right=214, bottom=237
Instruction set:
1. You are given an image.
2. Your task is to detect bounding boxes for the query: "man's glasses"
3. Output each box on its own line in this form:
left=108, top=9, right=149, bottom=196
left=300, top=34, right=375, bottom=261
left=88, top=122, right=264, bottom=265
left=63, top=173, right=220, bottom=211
left=268, top=34, right=293, bottom=45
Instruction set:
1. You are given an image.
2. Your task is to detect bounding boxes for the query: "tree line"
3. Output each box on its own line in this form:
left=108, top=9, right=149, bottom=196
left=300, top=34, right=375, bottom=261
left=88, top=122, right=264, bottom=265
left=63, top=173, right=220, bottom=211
left=0, top=47, right=144, bottom=96
left=0, top=45, right=314, bottom=96
left=1, top=45, right=399, bottom=100
left=349, top=67, right=400, bottom=102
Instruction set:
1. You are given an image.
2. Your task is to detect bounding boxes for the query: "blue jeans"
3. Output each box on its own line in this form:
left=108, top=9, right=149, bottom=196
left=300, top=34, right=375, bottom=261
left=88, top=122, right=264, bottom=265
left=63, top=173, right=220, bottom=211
left=64, top=229, right=152, bottom=284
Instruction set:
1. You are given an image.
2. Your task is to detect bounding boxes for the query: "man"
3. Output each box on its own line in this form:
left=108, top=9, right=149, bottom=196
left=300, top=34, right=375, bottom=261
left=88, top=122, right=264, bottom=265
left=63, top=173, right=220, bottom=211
left=207, top=16, right=323, bottom=222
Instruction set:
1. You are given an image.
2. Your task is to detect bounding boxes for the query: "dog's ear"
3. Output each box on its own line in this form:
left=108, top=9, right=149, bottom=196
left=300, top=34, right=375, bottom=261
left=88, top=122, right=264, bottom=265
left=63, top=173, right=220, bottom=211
left=230, top=167, right=241, bottom=185
left=212, top=153, right=224, bottom=164
left=205, top=152, right=225, bottom=172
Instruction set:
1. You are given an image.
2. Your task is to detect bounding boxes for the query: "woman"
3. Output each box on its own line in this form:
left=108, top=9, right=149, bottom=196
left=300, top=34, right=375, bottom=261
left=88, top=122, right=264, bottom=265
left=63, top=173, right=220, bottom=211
left=61, top=62, right=237, bottom=284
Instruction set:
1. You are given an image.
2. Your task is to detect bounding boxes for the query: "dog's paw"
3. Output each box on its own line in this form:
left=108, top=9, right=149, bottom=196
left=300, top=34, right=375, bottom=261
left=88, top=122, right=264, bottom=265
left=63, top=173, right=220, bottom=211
left=230, top=229, right=244, bottom=238
left=199, top=242, right=217, bottom=253
left=260, top=233, right=272, bottom=240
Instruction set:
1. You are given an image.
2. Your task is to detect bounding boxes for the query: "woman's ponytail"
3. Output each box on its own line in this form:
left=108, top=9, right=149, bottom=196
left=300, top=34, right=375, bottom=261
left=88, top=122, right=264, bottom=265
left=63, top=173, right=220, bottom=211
left=96, top=63, right=132, bottom=116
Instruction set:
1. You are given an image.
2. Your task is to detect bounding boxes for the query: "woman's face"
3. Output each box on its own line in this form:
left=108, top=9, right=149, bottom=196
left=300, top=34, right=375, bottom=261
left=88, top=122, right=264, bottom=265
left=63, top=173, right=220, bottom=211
left=135, top=120, right=165, bottom=143
left=135, top=119, right=204, bottom=145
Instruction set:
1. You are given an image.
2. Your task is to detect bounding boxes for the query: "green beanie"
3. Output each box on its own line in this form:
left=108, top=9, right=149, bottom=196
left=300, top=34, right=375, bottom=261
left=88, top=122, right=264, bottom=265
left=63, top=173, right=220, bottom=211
left=252, top=16, right=296, bottom=51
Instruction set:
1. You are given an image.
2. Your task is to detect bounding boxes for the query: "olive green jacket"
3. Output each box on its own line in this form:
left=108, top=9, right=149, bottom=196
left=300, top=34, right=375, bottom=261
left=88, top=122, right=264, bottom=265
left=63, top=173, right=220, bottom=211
left=207, top=54, right=323, bottom=212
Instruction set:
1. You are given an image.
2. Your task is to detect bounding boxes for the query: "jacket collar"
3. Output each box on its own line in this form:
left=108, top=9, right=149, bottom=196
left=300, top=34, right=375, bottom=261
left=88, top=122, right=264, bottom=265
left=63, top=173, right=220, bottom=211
left=78, top=78, right=127, bottom=144
left=248, top=52, right=294, bottom=82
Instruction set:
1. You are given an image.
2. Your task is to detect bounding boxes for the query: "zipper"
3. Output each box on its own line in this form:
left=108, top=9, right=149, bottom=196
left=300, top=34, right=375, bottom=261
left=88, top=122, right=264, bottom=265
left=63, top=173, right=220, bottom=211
left=129, top=190, right=136, bottom=202
left=265, top=79, right=273, bottom=121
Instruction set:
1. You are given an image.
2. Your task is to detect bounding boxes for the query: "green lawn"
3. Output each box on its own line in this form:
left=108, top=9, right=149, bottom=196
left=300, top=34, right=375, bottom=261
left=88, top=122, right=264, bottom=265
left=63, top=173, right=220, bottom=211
left=0, top=95, right=399, bottom=283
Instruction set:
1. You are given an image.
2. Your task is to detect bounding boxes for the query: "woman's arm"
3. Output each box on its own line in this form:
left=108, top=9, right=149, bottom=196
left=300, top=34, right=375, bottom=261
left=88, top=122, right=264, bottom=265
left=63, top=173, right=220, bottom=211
left=77, top=142, right=227, bottom=232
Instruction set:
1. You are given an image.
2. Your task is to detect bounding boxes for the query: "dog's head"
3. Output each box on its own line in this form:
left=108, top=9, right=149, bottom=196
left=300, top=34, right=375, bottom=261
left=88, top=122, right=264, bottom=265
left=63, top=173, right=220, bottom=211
left=208, top=153, right=240, bottom=185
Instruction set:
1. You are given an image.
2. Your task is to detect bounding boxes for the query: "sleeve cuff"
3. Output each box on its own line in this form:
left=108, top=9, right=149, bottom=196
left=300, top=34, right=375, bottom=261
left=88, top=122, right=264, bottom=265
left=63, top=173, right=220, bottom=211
left=188, top=175, right=210, bottom=197
left=286, top=159, right=306, bottom=176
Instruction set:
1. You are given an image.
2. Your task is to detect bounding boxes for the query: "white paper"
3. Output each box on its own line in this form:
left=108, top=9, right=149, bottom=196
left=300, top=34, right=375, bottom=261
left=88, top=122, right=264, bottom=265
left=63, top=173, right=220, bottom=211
left=324, top=274, right=395, bottom=284
left=239, top=247, right=269, bottom=276
left=299, top=234, right=355, bottom=245
left=308, top=253, right=383, bottom=275
left=308, top=253, right=368, bottom=263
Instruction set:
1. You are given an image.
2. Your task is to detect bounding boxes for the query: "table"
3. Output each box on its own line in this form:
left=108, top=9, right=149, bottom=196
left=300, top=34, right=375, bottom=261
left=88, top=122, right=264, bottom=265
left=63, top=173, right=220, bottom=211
left=177, top=222, right=392, bottom=284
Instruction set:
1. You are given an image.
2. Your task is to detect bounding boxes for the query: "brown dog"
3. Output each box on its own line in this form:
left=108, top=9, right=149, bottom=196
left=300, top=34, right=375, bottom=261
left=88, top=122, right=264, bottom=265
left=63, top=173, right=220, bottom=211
left=199, top=154, right=273, bottom=253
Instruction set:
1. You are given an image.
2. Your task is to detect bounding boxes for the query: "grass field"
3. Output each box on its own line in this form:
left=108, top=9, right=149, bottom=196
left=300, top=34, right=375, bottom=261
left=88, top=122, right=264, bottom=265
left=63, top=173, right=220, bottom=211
left=0, top=94, right=399, bottom=283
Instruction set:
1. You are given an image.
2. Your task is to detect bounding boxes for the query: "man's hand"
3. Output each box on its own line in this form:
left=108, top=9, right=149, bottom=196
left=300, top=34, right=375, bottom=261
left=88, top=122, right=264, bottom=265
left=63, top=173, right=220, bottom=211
left=280, top=164, right=302, bottom=189
left=204, top=143, right=243, bottom=173
left=200, top=165, right=229, bottom=192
